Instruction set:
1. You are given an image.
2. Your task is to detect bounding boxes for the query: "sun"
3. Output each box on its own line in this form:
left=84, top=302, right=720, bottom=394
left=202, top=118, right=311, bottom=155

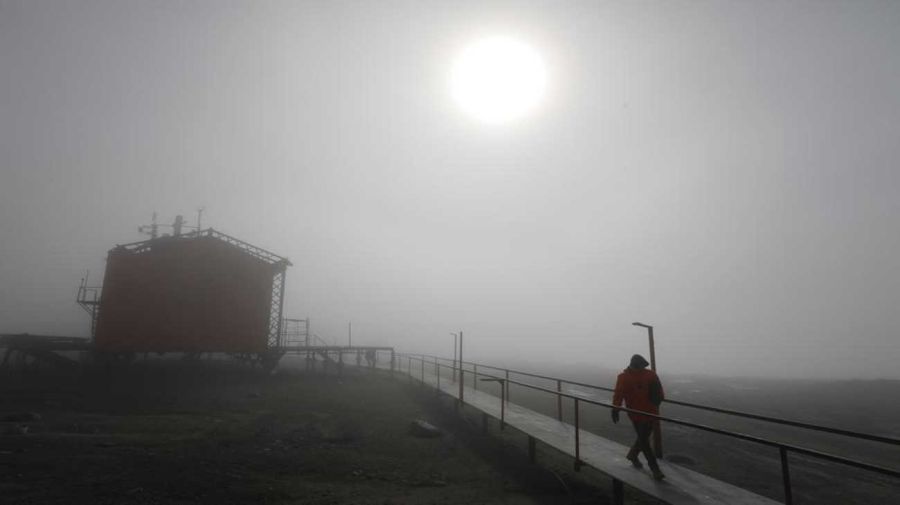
left=451, top=36, right=547, bottom=124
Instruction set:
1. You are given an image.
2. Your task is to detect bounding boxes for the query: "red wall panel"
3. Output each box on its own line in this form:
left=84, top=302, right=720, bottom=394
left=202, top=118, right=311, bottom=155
left=94, top=236, right=276, bottom=353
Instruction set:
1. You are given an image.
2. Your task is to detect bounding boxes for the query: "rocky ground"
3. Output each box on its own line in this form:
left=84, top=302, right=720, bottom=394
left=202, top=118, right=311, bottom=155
left=0, top=360, right=651, bottom=505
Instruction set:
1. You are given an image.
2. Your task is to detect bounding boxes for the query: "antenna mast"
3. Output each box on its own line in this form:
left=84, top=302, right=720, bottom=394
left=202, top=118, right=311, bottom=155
left=138, top=212, right=159, bottom=239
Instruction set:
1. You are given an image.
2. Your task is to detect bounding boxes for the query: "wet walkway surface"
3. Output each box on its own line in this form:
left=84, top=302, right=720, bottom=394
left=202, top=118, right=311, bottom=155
left=409, top=368, right=782, bottom=505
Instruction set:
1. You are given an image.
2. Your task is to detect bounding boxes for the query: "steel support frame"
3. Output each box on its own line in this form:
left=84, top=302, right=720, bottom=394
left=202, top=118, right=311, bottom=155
left=612, top=478, right=624, bottom=505
left=267, top=266, right=288, bottom=349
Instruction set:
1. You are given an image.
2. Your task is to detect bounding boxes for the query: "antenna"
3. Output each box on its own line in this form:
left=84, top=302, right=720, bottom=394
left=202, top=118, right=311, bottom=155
left=138, top=212, right=159, bottom=239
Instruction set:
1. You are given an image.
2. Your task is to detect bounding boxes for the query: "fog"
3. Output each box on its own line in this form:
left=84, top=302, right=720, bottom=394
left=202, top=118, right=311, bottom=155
left=2, top=1, right=898, bottom=380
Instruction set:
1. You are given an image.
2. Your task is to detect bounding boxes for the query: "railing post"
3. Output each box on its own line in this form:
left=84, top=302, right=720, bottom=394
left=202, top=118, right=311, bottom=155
left=435, top=358, right=440, bottom=390
left=500, top=379, right=506, bottom=430
left=473, top=364, right=478, bottom=391
left=556, top=379, right=563, bottom=421
left=458, top=332, right=464, bottom=404
left=780, top=447, right=793, bottom=505
left=505, top=369, right=510, bottom=404
left=408, top=356, right=412, bottom=383
left=420, top=356, right=425, bottom=384
left=452, top=349, right=457, bottom=383
left=574, top=398, right=581, bottom=471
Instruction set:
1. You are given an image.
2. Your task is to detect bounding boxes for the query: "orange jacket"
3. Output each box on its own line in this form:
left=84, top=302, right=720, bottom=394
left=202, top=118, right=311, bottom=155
left=613, top=368, right=664, bottom=422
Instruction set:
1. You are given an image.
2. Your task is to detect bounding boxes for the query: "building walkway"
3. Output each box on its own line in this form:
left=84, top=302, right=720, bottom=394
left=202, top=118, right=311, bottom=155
left=411, top=369, right=782, bottom=505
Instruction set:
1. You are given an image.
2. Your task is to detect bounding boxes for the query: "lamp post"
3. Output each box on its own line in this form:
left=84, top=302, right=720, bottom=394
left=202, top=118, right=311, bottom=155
left=631, top=322, right=656, bottom=371
left=632, top=321, right=662, bottom=458
left=450, top=332, right=458, bottom=382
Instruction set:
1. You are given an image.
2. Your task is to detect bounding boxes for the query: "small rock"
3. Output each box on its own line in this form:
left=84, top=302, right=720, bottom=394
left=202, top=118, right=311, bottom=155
left=408, top=419, right=442, bottom=438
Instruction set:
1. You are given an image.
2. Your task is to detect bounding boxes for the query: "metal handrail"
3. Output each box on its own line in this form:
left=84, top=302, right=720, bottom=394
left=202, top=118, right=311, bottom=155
left=400, top=352, right=900, bottom=447
left=397, top=353, right=900, bottom=505
left=498, top=373, right=900, bottom=478
left=309, top=334, right=332, bottom=347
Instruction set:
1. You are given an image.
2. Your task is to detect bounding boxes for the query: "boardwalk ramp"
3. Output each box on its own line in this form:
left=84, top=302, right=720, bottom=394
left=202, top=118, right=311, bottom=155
left=416, top=370, right=781, bottom=505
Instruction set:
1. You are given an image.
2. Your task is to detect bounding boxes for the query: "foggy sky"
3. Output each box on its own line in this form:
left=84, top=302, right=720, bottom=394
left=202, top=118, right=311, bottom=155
left=2, top=0, right=899, bottom=379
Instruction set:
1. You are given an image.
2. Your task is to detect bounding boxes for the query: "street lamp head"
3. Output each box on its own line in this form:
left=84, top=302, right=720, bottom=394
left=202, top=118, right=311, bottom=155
left=632, top=322, right=651, bottom=329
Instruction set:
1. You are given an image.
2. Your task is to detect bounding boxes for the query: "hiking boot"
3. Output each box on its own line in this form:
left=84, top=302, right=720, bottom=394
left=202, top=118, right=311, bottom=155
left=651, top=469, right=666, bottom=481
left=626, top=453, right=643, bottom=469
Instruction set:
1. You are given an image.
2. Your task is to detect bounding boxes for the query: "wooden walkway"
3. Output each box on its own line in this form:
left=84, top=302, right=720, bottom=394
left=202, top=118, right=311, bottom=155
left=412, top=370, right=782, bottom=505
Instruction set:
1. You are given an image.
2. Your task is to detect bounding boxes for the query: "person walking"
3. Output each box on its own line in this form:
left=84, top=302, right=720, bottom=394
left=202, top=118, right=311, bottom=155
left=611, top=354, right=665, bottom=480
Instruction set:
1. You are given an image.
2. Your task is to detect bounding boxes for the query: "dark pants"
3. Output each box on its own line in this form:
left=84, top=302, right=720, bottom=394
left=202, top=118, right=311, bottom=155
left=629, top=420, right=660, bottom=471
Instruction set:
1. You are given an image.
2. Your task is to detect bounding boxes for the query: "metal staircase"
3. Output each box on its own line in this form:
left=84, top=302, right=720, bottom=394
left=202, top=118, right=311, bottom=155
left=76, top=276, right=102, bottom=340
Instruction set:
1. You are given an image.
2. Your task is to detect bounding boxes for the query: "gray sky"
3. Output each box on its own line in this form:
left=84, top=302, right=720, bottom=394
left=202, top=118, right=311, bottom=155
left=2, top=0, right=899, bottom=379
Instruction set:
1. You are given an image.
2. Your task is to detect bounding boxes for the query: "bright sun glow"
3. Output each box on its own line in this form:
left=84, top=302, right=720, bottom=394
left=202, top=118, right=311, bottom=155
left=451, top=36, right=546, bottom=124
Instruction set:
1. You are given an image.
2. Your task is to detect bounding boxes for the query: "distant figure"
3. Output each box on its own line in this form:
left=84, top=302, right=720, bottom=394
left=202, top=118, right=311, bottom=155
left=612, top=354, right=665, bottom=480
left=365, top=349, right=376, bottom=368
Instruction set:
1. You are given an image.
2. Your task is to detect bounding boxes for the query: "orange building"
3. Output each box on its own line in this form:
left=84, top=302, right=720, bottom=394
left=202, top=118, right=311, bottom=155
left=93, top=229, right=290, bottom=356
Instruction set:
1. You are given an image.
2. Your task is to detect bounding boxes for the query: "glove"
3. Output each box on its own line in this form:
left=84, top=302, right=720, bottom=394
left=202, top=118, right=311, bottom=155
left=611, top=409, right=620, bottom=424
